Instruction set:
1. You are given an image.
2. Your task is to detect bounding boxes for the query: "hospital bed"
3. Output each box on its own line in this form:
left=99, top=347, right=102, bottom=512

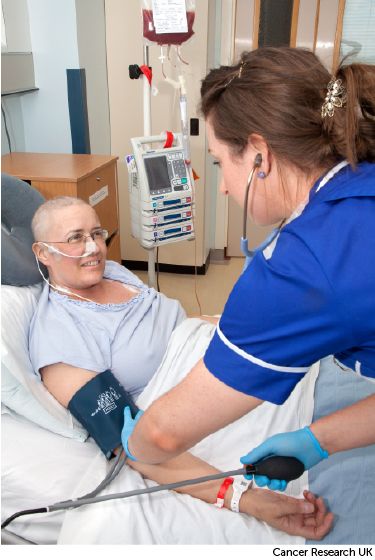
left=2, top=173, right=374, bottom=545
left=1, top=280, right=315, bottom=544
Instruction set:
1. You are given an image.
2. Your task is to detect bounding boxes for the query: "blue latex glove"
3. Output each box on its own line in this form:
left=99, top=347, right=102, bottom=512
left=240, top=426, right=329, bottom=491
left=121, top=406, right=144, bottom=461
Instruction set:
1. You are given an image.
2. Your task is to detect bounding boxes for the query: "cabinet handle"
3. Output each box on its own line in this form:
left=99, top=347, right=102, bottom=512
left=96, top=177, right=101, bottom=181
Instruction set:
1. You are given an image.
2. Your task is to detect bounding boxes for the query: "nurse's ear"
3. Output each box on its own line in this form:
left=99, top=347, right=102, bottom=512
left=248, top=134, right=272, bottom=176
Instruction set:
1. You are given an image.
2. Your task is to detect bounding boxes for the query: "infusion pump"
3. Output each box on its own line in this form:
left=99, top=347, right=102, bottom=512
left=127, top=134, right=195, bottom=249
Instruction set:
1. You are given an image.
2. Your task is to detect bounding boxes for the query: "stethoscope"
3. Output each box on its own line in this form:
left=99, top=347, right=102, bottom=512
left=241, top=153, right=281, bottom=271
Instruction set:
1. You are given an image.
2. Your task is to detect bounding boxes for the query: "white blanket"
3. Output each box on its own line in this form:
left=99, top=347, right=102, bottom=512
left=58, top=318, right=318, bottom=545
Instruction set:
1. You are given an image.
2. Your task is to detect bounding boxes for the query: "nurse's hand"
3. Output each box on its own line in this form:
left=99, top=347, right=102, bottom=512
left=121, top=406, right=144, bottom=461
left=240, top=427, right=329, bottom=491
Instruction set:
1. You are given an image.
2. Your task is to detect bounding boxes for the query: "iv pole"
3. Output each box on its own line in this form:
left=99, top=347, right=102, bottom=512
left=141, top=45, right=193, bottom=289
left=143, top=44, right=157, bottom=289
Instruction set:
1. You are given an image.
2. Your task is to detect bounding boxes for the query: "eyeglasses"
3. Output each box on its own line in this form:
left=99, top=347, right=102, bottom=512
left=41, top=228, right=109, bottom=246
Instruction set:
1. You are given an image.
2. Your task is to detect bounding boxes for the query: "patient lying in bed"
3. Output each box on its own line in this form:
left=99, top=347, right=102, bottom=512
left=28, top=196, right=332, bottom=540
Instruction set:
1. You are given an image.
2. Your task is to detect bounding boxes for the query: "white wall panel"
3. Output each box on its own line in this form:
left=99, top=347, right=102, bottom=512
left=21, top=0, right=79, bottom=153
left=234, top=0, right=255, bottom=60
left=295, top=0, right=317, bottom=51
left=315, top=0, right=340, bottom=71
left=75, top=0, right=111, bottom=155
left=1, top=0, right=31, bottom=52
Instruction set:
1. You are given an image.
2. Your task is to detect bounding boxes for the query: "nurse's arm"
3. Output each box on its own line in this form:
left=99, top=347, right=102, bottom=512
left=128, top=358, right=263, bottom=464
left=311, top=393, right=375, bottom=455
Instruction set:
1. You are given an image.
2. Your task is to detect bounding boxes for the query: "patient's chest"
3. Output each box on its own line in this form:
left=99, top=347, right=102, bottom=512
left=56, top=285, right=187, bottom=398
left=108, top=289, right=185, bottom=397
left=29, top=263, right=186, bottom=399
left=105, top=279, right=140, bottom=303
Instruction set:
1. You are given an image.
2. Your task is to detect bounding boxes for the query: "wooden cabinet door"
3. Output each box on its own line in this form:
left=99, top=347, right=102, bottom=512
left=77, top=163, right=119, bottom=235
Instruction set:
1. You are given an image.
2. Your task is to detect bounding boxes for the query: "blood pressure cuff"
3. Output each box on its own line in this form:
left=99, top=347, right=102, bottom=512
left=67, top=369, right=140, bottom=459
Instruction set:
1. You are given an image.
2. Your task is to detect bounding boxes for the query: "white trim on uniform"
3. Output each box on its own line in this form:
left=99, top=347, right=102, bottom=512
left=316, top=160, right=349, bottom=192
left=216, top=323, right=310, bottom=374
left=263, top=234, right=280, bottom=260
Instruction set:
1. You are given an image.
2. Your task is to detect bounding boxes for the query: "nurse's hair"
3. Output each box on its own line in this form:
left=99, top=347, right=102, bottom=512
left=200, top=47, right=375, bottom=173
left=31, top=196, right=96, bottom=241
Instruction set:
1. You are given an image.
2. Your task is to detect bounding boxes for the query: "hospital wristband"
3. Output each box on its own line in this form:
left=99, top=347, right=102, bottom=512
left=214, top=477, right=234, bottom=508
left=230, top=478, right=253, bottom=513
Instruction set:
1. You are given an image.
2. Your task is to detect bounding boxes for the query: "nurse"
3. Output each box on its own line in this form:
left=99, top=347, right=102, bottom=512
left=122, top=48, right=375, bottom=491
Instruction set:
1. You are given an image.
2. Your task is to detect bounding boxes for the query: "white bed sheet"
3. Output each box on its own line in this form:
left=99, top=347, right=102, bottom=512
left=2, top=318, right=318, bottom=545
left=59, top=319, right=318, bottom=545
left=1, top=409, right=101, bottom=544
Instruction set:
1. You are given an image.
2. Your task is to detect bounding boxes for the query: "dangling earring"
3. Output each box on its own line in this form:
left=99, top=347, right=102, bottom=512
left=257, top=171, right=267, bottom=179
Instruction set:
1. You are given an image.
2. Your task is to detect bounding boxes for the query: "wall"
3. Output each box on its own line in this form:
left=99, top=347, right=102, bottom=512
left=1, top=0, right=31, bottom=51
left=20, top=0, right=79, bottom=153
left=1, top=0, right=31, bottom=154
left=2, top=0, right=110, bottom=156
left=205, top=0, right=222, bottom=253
left=1, top=0, right=79, bottom=154
left=314, top=0, right=340, bottom=69
left=1, top=95, right=25, bottom=154
left=213, top=0, right=236, bottom=252
left=75, top=0, right=111, bottom=154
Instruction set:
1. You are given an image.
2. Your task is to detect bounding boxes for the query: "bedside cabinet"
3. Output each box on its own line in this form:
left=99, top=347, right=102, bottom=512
left=2, top=152, right=121, bottom=263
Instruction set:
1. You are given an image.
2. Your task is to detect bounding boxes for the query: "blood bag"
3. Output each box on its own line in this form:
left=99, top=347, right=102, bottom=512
left=142, top=0, right=195, bottom=46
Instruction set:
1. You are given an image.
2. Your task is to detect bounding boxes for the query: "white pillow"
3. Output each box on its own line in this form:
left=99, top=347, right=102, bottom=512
left=1, top=283, right=88, bottom=440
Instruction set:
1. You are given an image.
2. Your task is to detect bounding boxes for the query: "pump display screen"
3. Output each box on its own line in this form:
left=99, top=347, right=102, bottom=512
left=144, top=156, right=170, bottom=192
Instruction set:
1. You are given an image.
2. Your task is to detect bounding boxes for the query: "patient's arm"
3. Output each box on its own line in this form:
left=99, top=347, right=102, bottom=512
left=41, top=362, right=333, bottom=539
left=41, top=363, right=96, bottom=407
left=127, top=453, right=333, bottom=539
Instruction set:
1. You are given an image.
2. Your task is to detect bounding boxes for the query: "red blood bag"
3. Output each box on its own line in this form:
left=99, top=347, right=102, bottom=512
left=142, top=1, right=195, bottom=46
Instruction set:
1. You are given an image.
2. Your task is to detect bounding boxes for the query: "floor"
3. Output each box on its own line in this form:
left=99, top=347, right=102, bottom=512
left=134, top=256, right=245, bottom=317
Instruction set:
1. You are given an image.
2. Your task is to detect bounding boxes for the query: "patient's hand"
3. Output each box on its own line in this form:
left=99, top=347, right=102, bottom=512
left=248, top=488, right=334, bottom=540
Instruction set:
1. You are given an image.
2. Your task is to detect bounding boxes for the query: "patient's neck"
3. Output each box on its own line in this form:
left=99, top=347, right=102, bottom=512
left=49, top=276, right=138, bottom=305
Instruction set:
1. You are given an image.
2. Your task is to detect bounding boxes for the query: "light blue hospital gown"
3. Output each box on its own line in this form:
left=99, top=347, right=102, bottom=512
left=29, top=260, right=186, bottom=398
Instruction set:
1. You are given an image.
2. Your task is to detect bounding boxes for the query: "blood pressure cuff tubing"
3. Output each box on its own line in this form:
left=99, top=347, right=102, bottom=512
left=67, top=370, right=140, bottom=459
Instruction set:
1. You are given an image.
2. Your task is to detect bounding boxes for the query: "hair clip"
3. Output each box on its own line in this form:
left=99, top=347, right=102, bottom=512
left=238, top=60, right=247, bottom=78
left=224, top=61, right=247, bottom=88
left=321, top=78, right=347, bottom=118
